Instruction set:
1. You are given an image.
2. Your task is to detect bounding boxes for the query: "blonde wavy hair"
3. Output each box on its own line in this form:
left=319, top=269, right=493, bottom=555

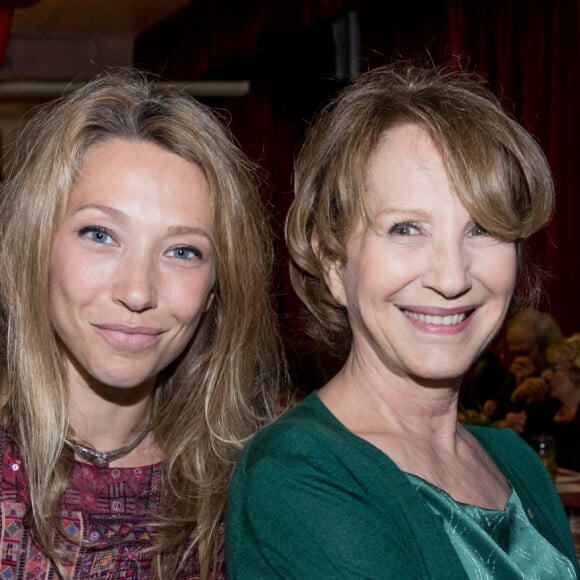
left=0, top=69, right=282, bottom=577
left=286, top=63, right=555, bottom=356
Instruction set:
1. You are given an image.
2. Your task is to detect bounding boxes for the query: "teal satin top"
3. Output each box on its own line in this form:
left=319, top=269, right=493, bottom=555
left=407, top=474, right=577, bottom=579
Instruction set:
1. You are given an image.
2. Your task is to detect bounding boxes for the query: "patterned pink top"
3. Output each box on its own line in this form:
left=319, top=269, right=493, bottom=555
left=0, top=429, right=225, bottom=579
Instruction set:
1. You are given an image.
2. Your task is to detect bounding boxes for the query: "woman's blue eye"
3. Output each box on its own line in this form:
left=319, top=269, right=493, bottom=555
left=79, top=226, right=114, bottom=244
left=167, top=246, right=202, bottom=260
left=389, top=222, right=419, bottom=236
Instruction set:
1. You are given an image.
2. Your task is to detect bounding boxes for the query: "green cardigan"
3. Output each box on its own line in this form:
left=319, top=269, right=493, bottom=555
left=226, top=393, right=579, bottom=579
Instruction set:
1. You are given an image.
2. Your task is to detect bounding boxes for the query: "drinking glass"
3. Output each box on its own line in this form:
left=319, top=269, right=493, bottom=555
left=530, top=434, right=557, bottom=482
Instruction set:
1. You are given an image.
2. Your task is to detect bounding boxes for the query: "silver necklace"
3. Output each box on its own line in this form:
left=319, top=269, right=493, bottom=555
left=70, top=425, right=152, bottom=468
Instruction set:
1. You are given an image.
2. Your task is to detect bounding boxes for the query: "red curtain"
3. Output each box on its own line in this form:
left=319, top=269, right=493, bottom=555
left=202, top=93, right=301, bottom=332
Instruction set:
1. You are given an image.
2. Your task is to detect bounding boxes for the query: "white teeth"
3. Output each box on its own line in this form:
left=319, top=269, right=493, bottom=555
left=404, top=310, right=467, bottom=326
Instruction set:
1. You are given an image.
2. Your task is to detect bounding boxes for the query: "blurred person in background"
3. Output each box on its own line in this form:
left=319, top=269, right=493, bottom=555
left=539, top=334, right=580, bottom=471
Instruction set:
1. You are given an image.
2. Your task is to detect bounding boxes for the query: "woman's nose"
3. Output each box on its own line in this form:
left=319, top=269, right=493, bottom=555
left=112, top=253, right=158, bottom=312
left=422, top=239, right=472, bottom=299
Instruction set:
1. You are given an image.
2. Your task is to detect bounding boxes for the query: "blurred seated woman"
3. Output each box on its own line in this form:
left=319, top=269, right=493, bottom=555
left=461, top=309, right=564, bottom=436
left=540, top=334, right=580, bottom=471
left=507, top=309, right=563, bottom=376
left=226, top=64, right=579, bottom=578
left=0, top=70, right=281, bottom=578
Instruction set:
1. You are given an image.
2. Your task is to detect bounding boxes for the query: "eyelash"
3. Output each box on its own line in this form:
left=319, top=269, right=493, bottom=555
left=166, top=246, right=203, bottom=261
left=387, top=221, right=491, bottom=238
left=468, top=223, right=490, bottom=237
left=77, top=226, right=203, bottom=261
left=388, top=221, right=420, bottom=236
left=78, top=225, right=115, bottom=244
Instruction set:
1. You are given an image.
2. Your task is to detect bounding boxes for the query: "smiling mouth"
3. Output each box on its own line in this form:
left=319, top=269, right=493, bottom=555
left=402, top=310, right=471, bottom=326
left=98, top=324, right=162, bottom=335
left=95, top=324, right=164, bottom=350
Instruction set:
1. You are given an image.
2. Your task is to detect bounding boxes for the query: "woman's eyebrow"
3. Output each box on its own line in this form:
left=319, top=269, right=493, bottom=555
left=72, top=203, right=125, bottom=219
left=166, top=225, right=213, bottom=241
left=71, top=205, right=213, bottom=240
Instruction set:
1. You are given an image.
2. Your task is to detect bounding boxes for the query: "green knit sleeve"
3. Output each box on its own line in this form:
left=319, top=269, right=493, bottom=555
left=226, top=438, right=422, bottom=579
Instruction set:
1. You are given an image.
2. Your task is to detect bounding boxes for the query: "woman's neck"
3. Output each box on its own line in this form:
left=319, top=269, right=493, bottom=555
left=69, top=396, right=153, bottom=450
left=317, top=354, right=510, bottom=510
left=65, top=363, right=159, bottom=462
left=319, top=352, right=462, bottom=445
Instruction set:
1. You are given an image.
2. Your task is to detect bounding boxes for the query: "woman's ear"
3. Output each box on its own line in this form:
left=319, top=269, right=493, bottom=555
left=311, top=231, right=347, bottom=307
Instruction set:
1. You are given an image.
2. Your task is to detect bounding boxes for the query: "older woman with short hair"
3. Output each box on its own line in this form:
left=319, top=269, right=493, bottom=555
left=226, top=64, right=578, bottom=578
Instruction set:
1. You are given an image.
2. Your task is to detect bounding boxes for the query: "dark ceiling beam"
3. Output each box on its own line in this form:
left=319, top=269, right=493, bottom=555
left=0, top=0, right=40, bottom=7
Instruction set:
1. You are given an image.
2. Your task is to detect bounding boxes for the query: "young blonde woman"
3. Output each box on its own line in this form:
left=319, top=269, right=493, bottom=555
left=0, top=69, right=281, bottom=578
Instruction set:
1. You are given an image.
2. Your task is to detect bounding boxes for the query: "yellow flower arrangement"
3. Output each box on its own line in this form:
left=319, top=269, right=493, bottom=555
left=458, top=399, right=511, bottom=428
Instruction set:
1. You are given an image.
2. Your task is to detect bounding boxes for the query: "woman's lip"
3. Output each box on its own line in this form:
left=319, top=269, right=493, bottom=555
left=96, top=324, right=163, bottom=335
left=399, top=306, right=476, bottom=334
left=398, top=305, right=477, bottom=316
left=94, top=324, right=164, bottom=350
